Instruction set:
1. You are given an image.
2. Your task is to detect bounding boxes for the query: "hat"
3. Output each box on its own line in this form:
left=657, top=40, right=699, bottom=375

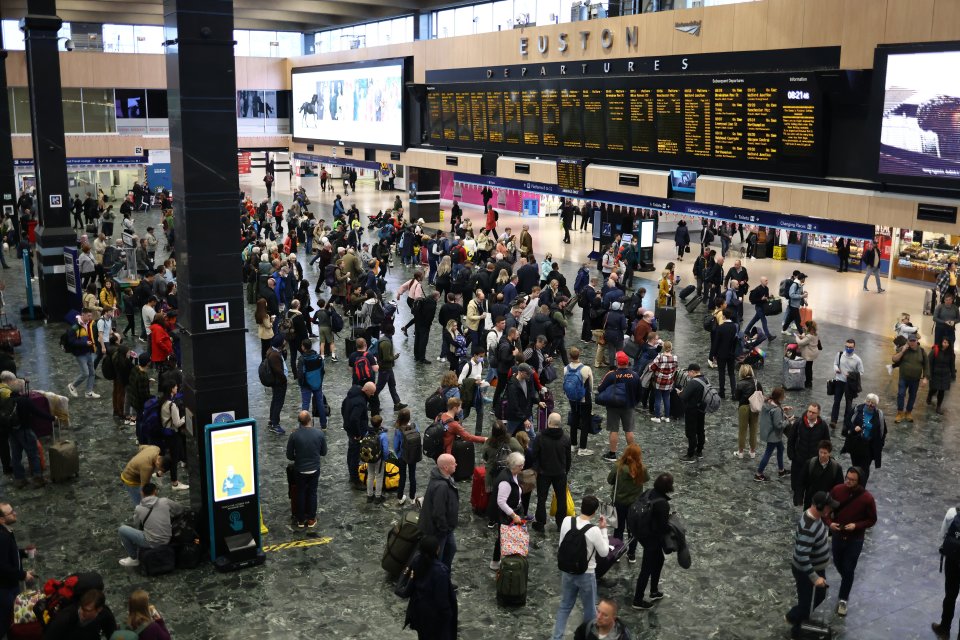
left=908, top=335, right=918, bottom=342
left=797, top=273, right=808, bottom=280
left=610, top=301, right=622, bottom=311
left=138, top=353, right=151, bottom=366
left=686, top=363, right=701, bottom=372
left=271, top=334, right=285, bottom=348
left=811, top=491, right=840, bottom=511
left=616, top=351, right=629, bottom=367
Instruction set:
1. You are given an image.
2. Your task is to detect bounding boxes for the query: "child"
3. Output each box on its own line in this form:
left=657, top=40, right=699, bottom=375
left=365, top=415, right=388, bottom=504
left=890, top=314, right=920, bottom=374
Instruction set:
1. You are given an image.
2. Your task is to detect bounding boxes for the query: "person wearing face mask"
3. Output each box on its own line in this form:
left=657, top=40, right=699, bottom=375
left=840, top=393, right=887, bottom=486
left=829, top=339, right=864, bottom=430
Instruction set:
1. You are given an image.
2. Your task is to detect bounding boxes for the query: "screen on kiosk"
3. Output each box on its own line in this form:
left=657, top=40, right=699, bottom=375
left=210, top=425, right=256, bottom=503
left=879, top=50, right=960, bottom=182
left=292, top=61, right=403, bottom=147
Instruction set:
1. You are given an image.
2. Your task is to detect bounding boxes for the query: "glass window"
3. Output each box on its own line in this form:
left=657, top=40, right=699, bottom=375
left=1, top=20, right=26, bottom=50
left=536, top=0, right=560, bottom=26
left=102, top=24, right=134, bottom=53
left=558, top=0, right=576, bottom=23
left=437, top=9, right=455, bottom=38
left=11, top=88, right=30, bottom=134
left=275, top=32, right=302, bottom=57
left=62, top=88, right=83, bottom=133
left=474, top=4, right=494, bottom=35
left=454, top=7, right=474, bottom=36
left=315, top=31, right=331, bottom=54
left=233, top=30, right=250, bottom=56
left=133, top=25, right=164, bottom=54
left=81, top=89, right=116, bottom=133
left=247, top=30, right=273, bottom=57
left=56, top=22, right=71, bottom=52
left=492, top=1, right=512, bottom=31
left=6, top=89, right=14, bottom=133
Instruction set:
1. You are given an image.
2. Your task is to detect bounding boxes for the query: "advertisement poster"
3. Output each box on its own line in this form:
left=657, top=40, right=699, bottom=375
left=238, top=152, right=252, bottom=175
left=210, top=425, right=255, bottom=503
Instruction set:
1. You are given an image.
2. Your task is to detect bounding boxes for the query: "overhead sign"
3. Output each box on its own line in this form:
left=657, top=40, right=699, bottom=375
left=292, top=152, right=379, bottom=171
left=14, top=156, right=149, bottom=168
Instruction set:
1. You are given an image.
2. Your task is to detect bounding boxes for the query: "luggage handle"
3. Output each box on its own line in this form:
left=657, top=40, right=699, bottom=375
left=53, top=417, right=64, bottom=444
left=808, top=581, right=828, bottom=620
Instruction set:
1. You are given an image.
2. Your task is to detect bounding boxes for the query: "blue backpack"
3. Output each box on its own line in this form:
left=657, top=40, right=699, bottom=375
left=573, top=267, right=589, bottom=295
left=137, top=396, right=162, bottom=445
left=563, top=364, right=587, bottom=402
left=301, top=352, right=324, bottom=391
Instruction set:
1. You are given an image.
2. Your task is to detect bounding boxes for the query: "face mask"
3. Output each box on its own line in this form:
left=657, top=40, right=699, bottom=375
left=476, top=358, right=484, bottom=364
left=845, top=347, right=854, bottom=355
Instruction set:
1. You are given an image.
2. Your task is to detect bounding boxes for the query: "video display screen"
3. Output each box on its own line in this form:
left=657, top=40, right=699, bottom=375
left=877, top=48, right=960, bottom=184
left=210, top=425, right=256, bottom=503
left=292, top=59, right=404, bottom=148
left=556, top=158, right=587, bottom=195
left=424, top=73, right=822, bottom=176
left=670, top=169, right=698, bottom=193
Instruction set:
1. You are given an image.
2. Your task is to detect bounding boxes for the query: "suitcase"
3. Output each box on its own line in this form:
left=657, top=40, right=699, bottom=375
left=924, top=289, right=935, bottom=315
left=471, top=466, right=489, bottom=514
left=451, top=438, right=475, bottom=482
left=655, top=306, right=676, bottom=332
left=286, top=463, right=298, bottom=523
left=101, top=220, right=114, bottom=236
left=678, top=284, right=696, bottom=301
left=755, top=243, right=768, bottom=259
left=669, top=388, right=685, bottom=418
left=783, top=358, right=806, bottom=391
left=595, top=536, right=631, bottom=579
left=796, top=586, right=833, bottom=639
left=763, top=298, right=783, bottom=317
left=496, top=554, right=529, bottom=606
left=622, top=340, right=640, bottom=360
left=799, top=307, right=813, bottom=326
left=48, top=420, right=79, bottom=482
left=382, top=511, right=422, bottom=579
left=684, top=295, right=702, bottom=314
left=345, top=337, right=356, bottom=357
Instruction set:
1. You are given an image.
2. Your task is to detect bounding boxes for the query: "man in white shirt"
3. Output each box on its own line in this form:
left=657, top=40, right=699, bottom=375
left=551, top=495, right=611, bottom=640
left=458, top=346, right=490, bottom=435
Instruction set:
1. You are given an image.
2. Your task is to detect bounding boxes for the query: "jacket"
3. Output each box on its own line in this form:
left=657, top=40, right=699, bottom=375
left=734, top=376, right=762, bottom=407
left=286, top=426, right=327, bottom=473
left=678, top=374, right=706, bottom=410
left=597, top=368, right=642, bottom=408
left=789, top=415, right=830, bottom=463
left=121, top=445, right=161, bottom=487
left=413, top=295, right=437, bottom=327
left=516, top=263, right=539, bottom=294
left=41, top=600, right=117, bottom=640
left=419, top=467, right=459, bottom=536
left=633, top=319, right=654, bottom=345
left=149, top=323, right=174, bottom=363
left=927, top=344, right=956, bottom=391
left=266, top=346, right=286, bottom=384
left=759, top=402, right=786, bottom=443
left=603, top=310, right=626, bottom=346
left=574, top=619, right=632, bottom=640
left=795, top=456, right=844, bottom=508
left=340, top=385, right=370, bottom=439
left=531, top=427, right=571, bottom=476
left=496, top=337, right=519, bottom=374
left=649, top=353, right=678, bottom=390
left=674, top=223, right=690, bottom=247
left=377, top=338, right=398, bottom=370
left=504, top=377, right=533, bottom=421
left=134, top=494, right=183, bottom=546
left=796, top=332, right=820, bottom=362
left=404, top=558, right=458, bottom=640
left=842, top=404, right=886, bottom=469
left=607, top=463, right=648, bottom=506
left=481, top=437, right=523, bottom=493
left=0, top=526, right=25, bottom=588
left=440, top=412, right=486, bottom=454
left=68, top=320, right=95, bottom=355
left=127, top=366, right=151, bottom=413
left=822, top=484, right=877, bottom=541
left=711, top=320, right=739, bottom=360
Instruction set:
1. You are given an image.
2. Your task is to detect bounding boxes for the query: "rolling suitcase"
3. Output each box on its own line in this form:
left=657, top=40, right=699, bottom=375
left=595, top=536, right=631, bottom=579
left=345, top=337, right=357, bottom=357
left=496, top=554, right=529, bottom=606
left=783, top=358, right=806, bottom=391
left=48, top=420, right=79, bottom=482
left=382, top=511, right=422, bottom=579
left=471, top=466, right=488, bottom=514
left=796, top=587, right=833, bottom=639
left=924, top=289, right=935, bottom=315
left=799, top=306, right=814, bottom=326
left=684, top=295, right=702, bottom=313
left=655, top=306, right=676, bottom=332
left=286, top=463, right=298, bottom=524
left=678, top=284, right=696, bottom=301
left=451, top=438, right=475, bottom=482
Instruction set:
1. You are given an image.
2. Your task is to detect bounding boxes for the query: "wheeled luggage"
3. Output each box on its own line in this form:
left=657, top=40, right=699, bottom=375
left=48, top=419, right=79, bottom=482
left=451, top=438, right=475, bottom=482
left=471, top=466, right=488, bottom=514
left=684, top=295, right=702, bottom=313
left=796, top=586, right=833, bottom=639
left=678, top=284, right=696, bottom=301
left=783, top=357, right=806, bottom=391
left=655, top=306, right=676, bottom=332
left=382, top=511, right=422, bottom=579
left=496, top=554, right=529, bottom=606
left=595, top=536, right=631, bottom=579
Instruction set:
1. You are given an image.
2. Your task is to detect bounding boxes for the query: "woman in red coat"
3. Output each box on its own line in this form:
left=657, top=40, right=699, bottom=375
left=485, top=204, right=498, bottom=233
left=149, top=312, right=174, bottom=370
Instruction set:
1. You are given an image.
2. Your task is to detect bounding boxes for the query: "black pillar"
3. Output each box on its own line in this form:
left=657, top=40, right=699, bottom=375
left=408, top=167, right=440, bottom=224
left=22, top=0, right=73, bottom=321
left=0, top=32, right=17, bottom=218
left=164, top=0, right=249, bottom=516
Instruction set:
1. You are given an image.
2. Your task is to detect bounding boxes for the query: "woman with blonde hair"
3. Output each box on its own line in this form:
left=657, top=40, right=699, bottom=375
left=434, top=255, right=453, bottom=299
left=733, top=364, right=762, bottom=459
left=110, top=589, right=170, bottom=640
left=607, top=444, right=649, bottom=562
left=254, top=298, right=274, bottom=359
left=445, top=319, right=468, bottom=371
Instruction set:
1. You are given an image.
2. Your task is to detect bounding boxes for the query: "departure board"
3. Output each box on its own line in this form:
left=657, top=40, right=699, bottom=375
left=424, top=73, right=822, bottom=176
left=556, top=158, right=587, bottom=195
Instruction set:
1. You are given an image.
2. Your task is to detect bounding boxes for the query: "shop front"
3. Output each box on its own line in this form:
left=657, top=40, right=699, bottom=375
left=891, top=228, right=959, bottom=285
left=15, top=156, right=147, bottom=204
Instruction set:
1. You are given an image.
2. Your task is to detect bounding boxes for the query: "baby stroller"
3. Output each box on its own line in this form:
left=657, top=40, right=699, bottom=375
left=736, top=328, right=767, bottom=369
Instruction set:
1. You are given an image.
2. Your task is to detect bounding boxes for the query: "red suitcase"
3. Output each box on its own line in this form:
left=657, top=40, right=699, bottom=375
left=471, top=466, right=488, bottom=514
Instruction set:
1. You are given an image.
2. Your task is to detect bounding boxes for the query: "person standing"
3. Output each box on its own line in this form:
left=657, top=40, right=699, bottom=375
left=573, top=598, right=633, bottom=640
left=265, top=336, right=288, bottom=435
left=490, top=452, right=525, bottom=571
left=862, top=239, right=884, bottom=293
left=263, top=172, right=274, bottom=200
left=678, top=364, right=708, bottom=463
left=733, top=364, right=762, bottom=459
left=829, top=339, right=864, bottom=430
left=933, top=506, right=960, bottom=640
left=933, top=293, right=960, bottom=347
left=785, top=491, right=837, bottom=636
left=597, top=352, right=641, bottom=462
left=712, top=309, right=738, bottom=399
left=391, top=408, right=420, bottom=507
left=674, top=220, right=690, bottom=260
left=66, top=309, right=101, bottom=399
left=754, top=387, right=792, bottom=483
left=607, top=444, right=647, bottom=562
left=892, top=334, right=926, bottom=423
left=630, top=472, right=673, bottom=610
left=787, top=403, right=830, bottom=502
left=296, top=339, right=327, bottom=427
left=403, top=535, right=459, bottom=640
left=341, top=382, right=375, bottom=490
left=927, top=338, right=956, bottom=415
left=413, top=292, right=439, bottom=364
left=286, top=410, right=327, bottom=529
left=840, top=394, right=886, bottom=486
left=836, top=237, right=850, bottom=273
left=795, top=441, right=844, bottom=509
left=564, top=347, right=594, bottom=456
left=822, top=466, right=877, bottom=617
left=419, top=453, right=460, bottom=570
left=795, top=320, right=820, bottom=389
left=551, top=496, right=612, bottom=640
left=648, top=341, right=678, bottom=423
left=532, top=413, right=571, bottom=533
left=0, top=502, right=35, bottom=634
left=561, top=200, right=574, bottom=245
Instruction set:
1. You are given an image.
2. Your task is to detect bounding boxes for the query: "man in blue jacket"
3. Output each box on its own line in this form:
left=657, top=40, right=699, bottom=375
left=286, top=411, right=327, bottom=528
left=598, top=352, right=641, bottom=462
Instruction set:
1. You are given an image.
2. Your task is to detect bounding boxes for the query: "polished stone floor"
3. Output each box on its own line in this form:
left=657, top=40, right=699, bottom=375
left=2, top=175, right=957, bottom=639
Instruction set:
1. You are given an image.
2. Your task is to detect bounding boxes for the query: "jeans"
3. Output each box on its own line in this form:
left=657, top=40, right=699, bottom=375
left=745, top=304, right=771, bottom=338
left=437, top=531, right=456, bottom=570
left=534, top=473, right=567, bottom=529
left=376, top=369, right=402, bottom=405
left=124, top=483, right=142, bottom=506
left=270, top=383, right=287, bottom=428
left=9, top=428, right=41, bottom=480
left=653, top=389, right=671, bottom=418
left=863, top=266, right=882, bottom=291
left=832, top=536, right=864, bottom=601
left=787, top=566, right=826, bottom=634
left=551, top=571, right=598, bottom=640
left=897, top=377, right=920, bottom=412
left=118, top=524, right=152, bottom=559
left=295, top=470, right=320, bottom=522
left=72, top=352, right=96, bottom=393
left=634, top=540, right=665, bottom=600
left=756, top=441, right=784, bottom=474
left=300, top=387, right=327, bottom=428
left=684, top=409, right=705, bottom=456
left=396, top=462, right=417, bottom=499
left=941, top=557, right=960, bottom=630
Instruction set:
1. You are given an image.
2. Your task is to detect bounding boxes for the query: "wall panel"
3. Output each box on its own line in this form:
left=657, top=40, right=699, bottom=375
left=883, top=0, right=934, bottom=44
left=765, top=0, right=804, bottom=51
left=786, top=186, right=829, bottom=218
left=839, top=0, right=887, bottom=70
left=732, top=1, right=769, bottom=53
left=931, top=0, right=960, bottom=41
left=801, top=0, right=845, bottom=49
left=700, top=3, right=736, bottom=54
left=826, top=191, right=870, bottom=223
left=694, top=177, right=725, bottom=206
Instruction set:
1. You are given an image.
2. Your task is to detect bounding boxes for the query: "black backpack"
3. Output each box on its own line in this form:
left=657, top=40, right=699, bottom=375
left=778, top=278, right=793, bottom=298
left=422, top=417, right=449, bottom=460
left=325, top=264, right=338, bottom=287
left=402, top=427, right=423, bottom=464
left=359, top=432, right=383, bottom=463
left=258, top=357, right=276, bottom=387
left=748, top=286, right=763, bottom=305
left=0, top=394, right=20, bottom=431
left=59, top=328, right=74, bottom=354
left=369, top=302, right=385, bottom=326
left=942, top=510, right=960, bottom=563
left=101, top=347, right=117, bottom=381
left=557, top=517, right=594, bottom=575
left=628, top=490, right=664, bottom=540
left=490, top=443, right=512, bottom=478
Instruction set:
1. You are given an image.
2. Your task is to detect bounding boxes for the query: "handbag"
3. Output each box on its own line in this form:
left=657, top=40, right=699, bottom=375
left=393, top=551, right=419, bottom=598
left=0, top=313, right=22, bottom=347
left=541, top=363, right=558, bottom=383
left=599, top=469, right=619, bottom=530
left=826, top=353, right=840, bottom=396
left=550, top=485, right=577, bottom=518
left=499, top=523, right=529, bottom=557
left=684, top=245, right=691, bottom=254
left=748, top=379, right=764, bottom=413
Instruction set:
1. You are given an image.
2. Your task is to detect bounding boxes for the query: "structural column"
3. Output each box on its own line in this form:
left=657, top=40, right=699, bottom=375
left=163, top=0, right=249, bottom=516
left=408, top=167, right=440, bottom=224
left=22, top=0, right=73, bottom=320
left=0, top=31, right=16, bottom=219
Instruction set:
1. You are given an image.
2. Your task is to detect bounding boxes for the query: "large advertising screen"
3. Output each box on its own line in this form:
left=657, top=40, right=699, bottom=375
left=209, top=424, right=256, bottom=503
left=876, top=46, right=960, bottom=185
left=292, top=59, right=405, bottom=149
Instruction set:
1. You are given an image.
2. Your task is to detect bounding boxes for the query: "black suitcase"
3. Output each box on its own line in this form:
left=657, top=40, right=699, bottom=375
left=678, top=284, right=696, bottom=301
left=622, top=340, right=640, bottom=360
left=655, top=306, right=676, bottom=332
left=684, top=295, right=702, bottom=313
left=345, top=337, right=356, bottom=356
left=796, top=588, right=833, bottom=639
left=451, top=438, right=475, bottom=482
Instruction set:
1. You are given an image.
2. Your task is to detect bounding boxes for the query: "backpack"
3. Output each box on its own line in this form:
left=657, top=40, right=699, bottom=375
left=573, top=267, right=589, bottom=295
left=325, top=264, right=338, bottom=287
left=258, top=357, right=276, bottom=387
left=490, top=443, right=513, bottom=479
left=694, top=377, right=721, bottom=413
left=563, top=364, right=587, bottom=402
left=0, top=393, right=20, bottom=431
left=942, top=510, right=960, bottom=562
left=778, top=278, right=792, bottom=298
left=108, top=622, right=153, bottom=640
left=137, top=396, right=162, bottom=446
left=352, top=353, right=373, bottom=383
left=422, top=417, right=449, bottom=460
left=748, top=286, right=763, bottom=305
left=101, top=348, right=117, bottom=381
left=279, top=314, right=296, bottom=343
left=301, top=352, right=324, bottom=391
left=627, top=489, right=665, bottom=540
left=329, top=306, right=344, bottom=333
left=450, top=268, right=469, bottom=294
left=369, top=302, right=385, bottom=327
left=424, top=388, right=446, bottom=421
left=59, top=328, right=73, bottom=354
left=402, top=428, right=423, bottom=464
left=702, top=313, right=717, bottom=333
left=557, top=517, right=595, bottom=575
left=359, top=432, right=383, bottom=463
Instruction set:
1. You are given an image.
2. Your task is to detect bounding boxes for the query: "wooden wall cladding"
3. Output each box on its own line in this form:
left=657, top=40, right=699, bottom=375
left=496, top=156, right=556, bottom=184
left=585, top=164, right=669, bottom=199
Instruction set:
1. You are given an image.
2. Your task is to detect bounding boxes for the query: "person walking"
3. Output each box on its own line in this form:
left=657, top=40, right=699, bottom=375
left=862, top=239, right=884, bottom=293
left=781, top=272, right=808, bottom=335
left=840, top=394, right=886, bottom=486
left=66, top=309, right=101, bottom=399
left=932, top=292, right=959, bottom=347
left=374, top=334, right=406, bottom=411
left=607, top=444, right=647, bottom=562
left=795, top=320, right=820, bottom=389
left=822, top=466, right=877, bottom=617
left=795, top=440, right=844, bottom=509
left=932, top=506, right=960, bottom=640
left=0, top=502, right=36, bottom=634
left=892, top=334, right=926, bottom=423
left=926, top=337, right=956, bottom=415
left=787, top=403, right=830, bottom=505
left=158, top=381, right=189, bottom=491
left=785, top=491, right=837, bottom=636
left=745, top=277, right=774, bottom=341
left=419, top=453, right=460, bottom=570
left=630, top=472, right=673, bottom=610
left=532, top=412, right=571, bottom=533
left=413, top=292, right=440, bottom=364
left=733, top=364, right=762, bottom=459
left=674, top=220, right=690, bottom=260
left=829, top=339, right=864, bottom=430
left=403, top=535, right=459, bottom=640
left=286, top=410, right=327, bottom=528
left=754, top=387, right=792, bottom=483
left=255, top=298, right=275, bottom=360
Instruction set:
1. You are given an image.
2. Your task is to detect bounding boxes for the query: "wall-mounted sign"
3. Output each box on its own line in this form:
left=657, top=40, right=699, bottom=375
left=675, top=21, right=702, bottom=37
left=213, top=411, right=236, bottom=423
left=205, top=302, right=230, bottom=330
left=48, top=194, right=62, bottom=208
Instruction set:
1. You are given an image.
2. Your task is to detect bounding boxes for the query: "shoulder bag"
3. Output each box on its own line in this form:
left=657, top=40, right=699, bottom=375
left=748, top=379, right=764, bottom=413
left=826, top=353, right=840, bottom=396
left=599, top=467, right=619, bottom=530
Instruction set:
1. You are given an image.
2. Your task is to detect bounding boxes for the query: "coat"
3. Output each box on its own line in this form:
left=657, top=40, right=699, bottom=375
left=796, top=332, right=820, bottom=362
left=419, top=467, right=459, bottom=536
left=927, top=344, right=956, bottom=391
left=758, top=402, right=785, bottom=443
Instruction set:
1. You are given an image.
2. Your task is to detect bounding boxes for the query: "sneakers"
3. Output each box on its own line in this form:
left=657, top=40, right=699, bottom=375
left=602, top=451, right=617, bottom=462
left=680, top=455, right=696, bottom=464
left=297, top=521, right=306, bottom=529
left=66, top=383, right=78, bottom=398
left=749, top=450, right=756, bottom=459
left=894, top=411, right=904, bottom=424
left=398, top=496, right=407, bottom=507
left=650, top=417, right=661, bottom=423
left=631, top=599, right=655, bottom=610
left=306, top=519, right=317, bottom=528
left=330, top=354, right=338, bottom=362
left=754, top=473, right=769, bottom=482
left=487, top=520, right=497, bottom=529
left=577, top=448, right=594, bottom=457
left=171, top=482, right=189, bottom=490
left=649, top=591, right=664, bottom=601
left=663, top=418, right=670, bottom=423
left=777, top=469, right=789, bottom=478
left=532, top=522, right=546, bottom=533
left=367, top=495, right=375, bottom=503
left=31, top=477, right=46, bottom=488
left=733, top=450, right=744, bottom=459
left=119, top=557, right=140, bottom=567
left=627, top=553, right=636, bottom=564
left=85, top=391, right=101, bottom=399
left=489, top=560, right=500, bottom=571
left=376, top=496, right=386, bottom=504
left=269, top=425, right=286, bottom=435
left=836, top=600, right=847, bottom=616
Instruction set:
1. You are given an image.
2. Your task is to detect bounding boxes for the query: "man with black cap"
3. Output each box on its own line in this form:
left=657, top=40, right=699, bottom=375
left=786, top=490, right=837, bottom=638
left=822, top=466, right=877, bottom=617
left=678, top=364, right=708, bottom=463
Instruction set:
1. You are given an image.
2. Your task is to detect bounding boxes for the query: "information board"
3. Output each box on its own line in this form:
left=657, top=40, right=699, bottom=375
left=425, top=73, right=822, bottom=176
left=556, top=158, right=587, bottom=195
